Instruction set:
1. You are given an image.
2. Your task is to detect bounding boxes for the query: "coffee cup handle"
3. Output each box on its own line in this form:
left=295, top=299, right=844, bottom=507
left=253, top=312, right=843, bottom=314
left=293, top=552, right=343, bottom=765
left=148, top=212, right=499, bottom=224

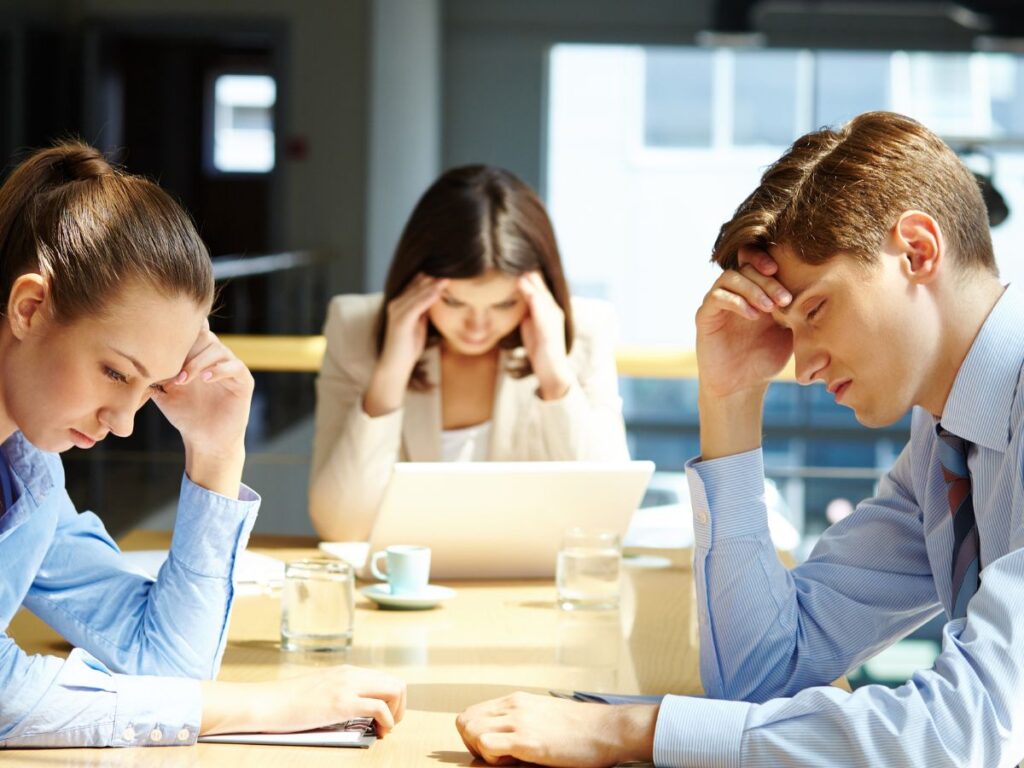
left=370, top=551, right=388, bottom=582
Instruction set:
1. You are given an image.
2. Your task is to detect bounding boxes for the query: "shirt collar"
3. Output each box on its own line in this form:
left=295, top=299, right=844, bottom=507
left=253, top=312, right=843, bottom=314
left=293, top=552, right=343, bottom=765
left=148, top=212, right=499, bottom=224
left=941, top=284, right=1024, bottom=452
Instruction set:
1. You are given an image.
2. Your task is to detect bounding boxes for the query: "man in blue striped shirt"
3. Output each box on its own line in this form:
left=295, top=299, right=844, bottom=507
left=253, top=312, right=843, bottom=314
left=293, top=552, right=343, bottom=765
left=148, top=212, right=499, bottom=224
left=457, top=111, right=1024, bottom=766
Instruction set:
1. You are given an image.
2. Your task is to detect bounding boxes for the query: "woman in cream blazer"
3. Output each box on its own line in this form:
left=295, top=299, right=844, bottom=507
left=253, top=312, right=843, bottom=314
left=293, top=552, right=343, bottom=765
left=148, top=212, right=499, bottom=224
left=309, top=166, right=629, bottom=542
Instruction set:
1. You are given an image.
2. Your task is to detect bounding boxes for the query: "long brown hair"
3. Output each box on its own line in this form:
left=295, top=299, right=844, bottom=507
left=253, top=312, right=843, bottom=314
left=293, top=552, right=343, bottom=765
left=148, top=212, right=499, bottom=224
left=0, top=140, right=213, bottom=323
left=712, top=111, right=996, bottom=275
left=376, top=165, right=573, bottom=390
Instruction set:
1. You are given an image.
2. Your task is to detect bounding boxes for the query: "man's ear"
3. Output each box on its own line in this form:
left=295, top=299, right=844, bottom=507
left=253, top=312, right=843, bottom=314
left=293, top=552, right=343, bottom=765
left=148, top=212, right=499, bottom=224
left=892, top=210, right=943, bottom=285
left=7, top=273, right=48, bottom=341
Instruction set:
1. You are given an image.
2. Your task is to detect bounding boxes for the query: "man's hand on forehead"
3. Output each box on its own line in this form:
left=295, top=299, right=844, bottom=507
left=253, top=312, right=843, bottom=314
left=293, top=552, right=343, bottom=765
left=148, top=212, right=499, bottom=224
left=736, top=246, right=808, bottom=328
left=737, top=245, right=779, bottom=277
left=695, top=241, right=797, bottom=405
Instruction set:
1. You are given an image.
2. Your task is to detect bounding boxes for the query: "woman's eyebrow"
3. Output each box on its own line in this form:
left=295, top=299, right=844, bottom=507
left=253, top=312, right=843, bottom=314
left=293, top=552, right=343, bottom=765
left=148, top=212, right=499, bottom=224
left=108, top=346, right=178, bottom=385
left=108, top=346, right=150, bottom=378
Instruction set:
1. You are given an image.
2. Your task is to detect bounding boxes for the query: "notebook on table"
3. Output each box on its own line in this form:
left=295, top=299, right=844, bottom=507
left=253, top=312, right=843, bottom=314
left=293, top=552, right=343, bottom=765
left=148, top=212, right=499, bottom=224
left=199, top=718, right=376, bottom=748
left=320, top=460, right=655, bottom=580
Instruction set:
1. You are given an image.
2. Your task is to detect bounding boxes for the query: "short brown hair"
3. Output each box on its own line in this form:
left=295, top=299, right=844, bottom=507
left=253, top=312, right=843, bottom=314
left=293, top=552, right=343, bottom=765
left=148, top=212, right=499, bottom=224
left=377, top=164, right=573, bottom=390
left=0, top=140, right=213, bottom=322
left=712, top=111, right=996, bottom=275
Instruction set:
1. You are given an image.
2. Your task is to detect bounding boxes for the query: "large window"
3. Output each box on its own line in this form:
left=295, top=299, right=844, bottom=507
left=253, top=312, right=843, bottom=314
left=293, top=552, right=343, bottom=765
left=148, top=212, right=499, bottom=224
left=548, top=45, right=1024, bottom=349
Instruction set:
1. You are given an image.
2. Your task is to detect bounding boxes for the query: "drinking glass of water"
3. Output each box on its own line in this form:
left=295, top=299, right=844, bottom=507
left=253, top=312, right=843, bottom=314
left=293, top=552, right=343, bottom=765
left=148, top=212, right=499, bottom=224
left=281, top=559, right=355, bottom=652
left=556, top=529, right=621, bottom=611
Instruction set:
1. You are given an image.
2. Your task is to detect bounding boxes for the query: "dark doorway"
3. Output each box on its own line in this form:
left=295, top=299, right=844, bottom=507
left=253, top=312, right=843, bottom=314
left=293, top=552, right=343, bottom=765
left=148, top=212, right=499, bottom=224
left=85, top=21, right=286, bottom=257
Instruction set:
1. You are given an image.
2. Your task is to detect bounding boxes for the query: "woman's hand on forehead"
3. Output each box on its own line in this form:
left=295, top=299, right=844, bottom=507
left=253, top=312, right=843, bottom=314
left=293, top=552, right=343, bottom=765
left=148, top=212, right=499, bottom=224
left=149, top=320, right=254, bottom=496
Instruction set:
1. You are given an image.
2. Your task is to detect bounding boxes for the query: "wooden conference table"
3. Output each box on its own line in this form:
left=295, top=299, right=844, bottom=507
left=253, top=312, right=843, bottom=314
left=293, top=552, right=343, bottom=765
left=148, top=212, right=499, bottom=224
left=6, top=531, right=702, bottom=767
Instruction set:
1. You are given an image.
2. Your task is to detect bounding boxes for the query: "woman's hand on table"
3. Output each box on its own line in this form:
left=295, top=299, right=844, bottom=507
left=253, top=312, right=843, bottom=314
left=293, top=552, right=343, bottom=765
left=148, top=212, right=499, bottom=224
left=201, top=665, right=407, bottom=737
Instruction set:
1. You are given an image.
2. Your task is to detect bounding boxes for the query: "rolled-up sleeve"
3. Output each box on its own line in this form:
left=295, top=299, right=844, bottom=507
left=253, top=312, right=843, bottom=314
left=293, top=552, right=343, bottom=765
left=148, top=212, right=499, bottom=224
left=26, top=474, right=259, bottom=682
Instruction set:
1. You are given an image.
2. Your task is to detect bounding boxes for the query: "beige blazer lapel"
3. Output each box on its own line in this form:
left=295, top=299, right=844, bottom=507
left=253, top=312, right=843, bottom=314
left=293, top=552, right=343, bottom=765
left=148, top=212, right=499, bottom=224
left=402, top=345, right=442, bottom=461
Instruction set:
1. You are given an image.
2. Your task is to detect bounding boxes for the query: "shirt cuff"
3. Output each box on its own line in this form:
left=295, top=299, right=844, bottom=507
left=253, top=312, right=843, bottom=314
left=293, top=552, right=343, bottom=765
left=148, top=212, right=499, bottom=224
left=0, top=649, right=202, bottom=748
left=111, top=667, right=202, bottom=746
left=653, top=694, right=750, bottom=768
left=168, top=474, right=260, bottom=578
left=685, top=449, right=770, bottom=549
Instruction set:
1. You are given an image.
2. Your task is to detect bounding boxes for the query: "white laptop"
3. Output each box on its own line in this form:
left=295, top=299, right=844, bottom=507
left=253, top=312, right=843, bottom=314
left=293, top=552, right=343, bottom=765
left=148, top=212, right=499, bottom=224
left=320, top=461, right=654, bottom=580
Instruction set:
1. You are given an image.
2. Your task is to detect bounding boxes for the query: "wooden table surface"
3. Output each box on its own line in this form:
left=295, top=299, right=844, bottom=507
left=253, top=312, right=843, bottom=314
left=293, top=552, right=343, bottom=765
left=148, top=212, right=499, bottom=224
left=6, top=531, right=700, bottom=766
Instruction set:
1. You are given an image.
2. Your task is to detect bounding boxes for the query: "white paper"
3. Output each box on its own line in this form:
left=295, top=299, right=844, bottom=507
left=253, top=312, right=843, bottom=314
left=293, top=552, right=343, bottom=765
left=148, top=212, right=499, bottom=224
left=199, top=720, right=375, bottom=748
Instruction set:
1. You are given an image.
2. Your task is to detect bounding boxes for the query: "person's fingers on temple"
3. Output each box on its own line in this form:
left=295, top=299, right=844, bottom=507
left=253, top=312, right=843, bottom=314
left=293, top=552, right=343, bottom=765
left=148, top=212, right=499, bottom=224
left=718, top=269, right=781, bottom=314
left=531, top=272, right=556, bottom=303
left=706, top=287, right=762, bottom=321
left=737, top=263, right=792, bottom=308
left=517, top=273, right=537, bottom=302
left=404, top=276, right=447, bottom=312
left=178, top=343, right=228, bottom=384
left=194, top=358, right=250, bottom=390
left=737, top=245, right=777, bottom=276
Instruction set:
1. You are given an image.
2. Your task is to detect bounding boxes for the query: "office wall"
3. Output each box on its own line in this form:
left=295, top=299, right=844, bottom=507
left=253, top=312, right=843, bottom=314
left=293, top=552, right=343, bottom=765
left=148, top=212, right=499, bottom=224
left=365, top=0, right=442, bottom=292
left=442, top=0, right=714, bottom=193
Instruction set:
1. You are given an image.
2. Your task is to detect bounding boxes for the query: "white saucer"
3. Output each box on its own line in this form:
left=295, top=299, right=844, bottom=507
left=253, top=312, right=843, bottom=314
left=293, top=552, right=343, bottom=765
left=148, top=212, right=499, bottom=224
left=360, top=583, right=456, bottom=610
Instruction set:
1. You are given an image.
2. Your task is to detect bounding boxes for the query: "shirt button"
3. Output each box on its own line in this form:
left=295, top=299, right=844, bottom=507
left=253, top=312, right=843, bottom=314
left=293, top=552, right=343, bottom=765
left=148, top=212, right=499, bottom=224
left=177, top=728, right=191, bottom=742
left=696, top=511, right=708, bottom=524
left=122, top=726, right=136, bottom=741
left=149, top=728, right=163, bottom=742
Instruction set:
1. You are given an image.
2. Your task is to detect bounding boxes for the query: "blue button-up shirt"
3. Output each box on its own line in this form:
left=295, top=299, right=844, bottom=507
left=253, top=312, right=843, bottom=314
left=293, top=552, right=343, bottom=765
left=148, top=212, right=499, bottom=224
left=655, top=285, right=1024, bottom=767
left=0, top=432, right=259, bottom=748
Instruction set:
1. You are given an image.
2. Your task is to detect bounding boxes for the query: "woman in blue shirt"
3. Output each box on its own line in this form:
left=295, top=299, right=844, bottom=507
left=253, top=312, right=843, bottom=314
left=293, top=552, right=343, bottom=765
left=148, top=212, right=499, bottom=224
left=0, top=142, right=405, bottom=748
